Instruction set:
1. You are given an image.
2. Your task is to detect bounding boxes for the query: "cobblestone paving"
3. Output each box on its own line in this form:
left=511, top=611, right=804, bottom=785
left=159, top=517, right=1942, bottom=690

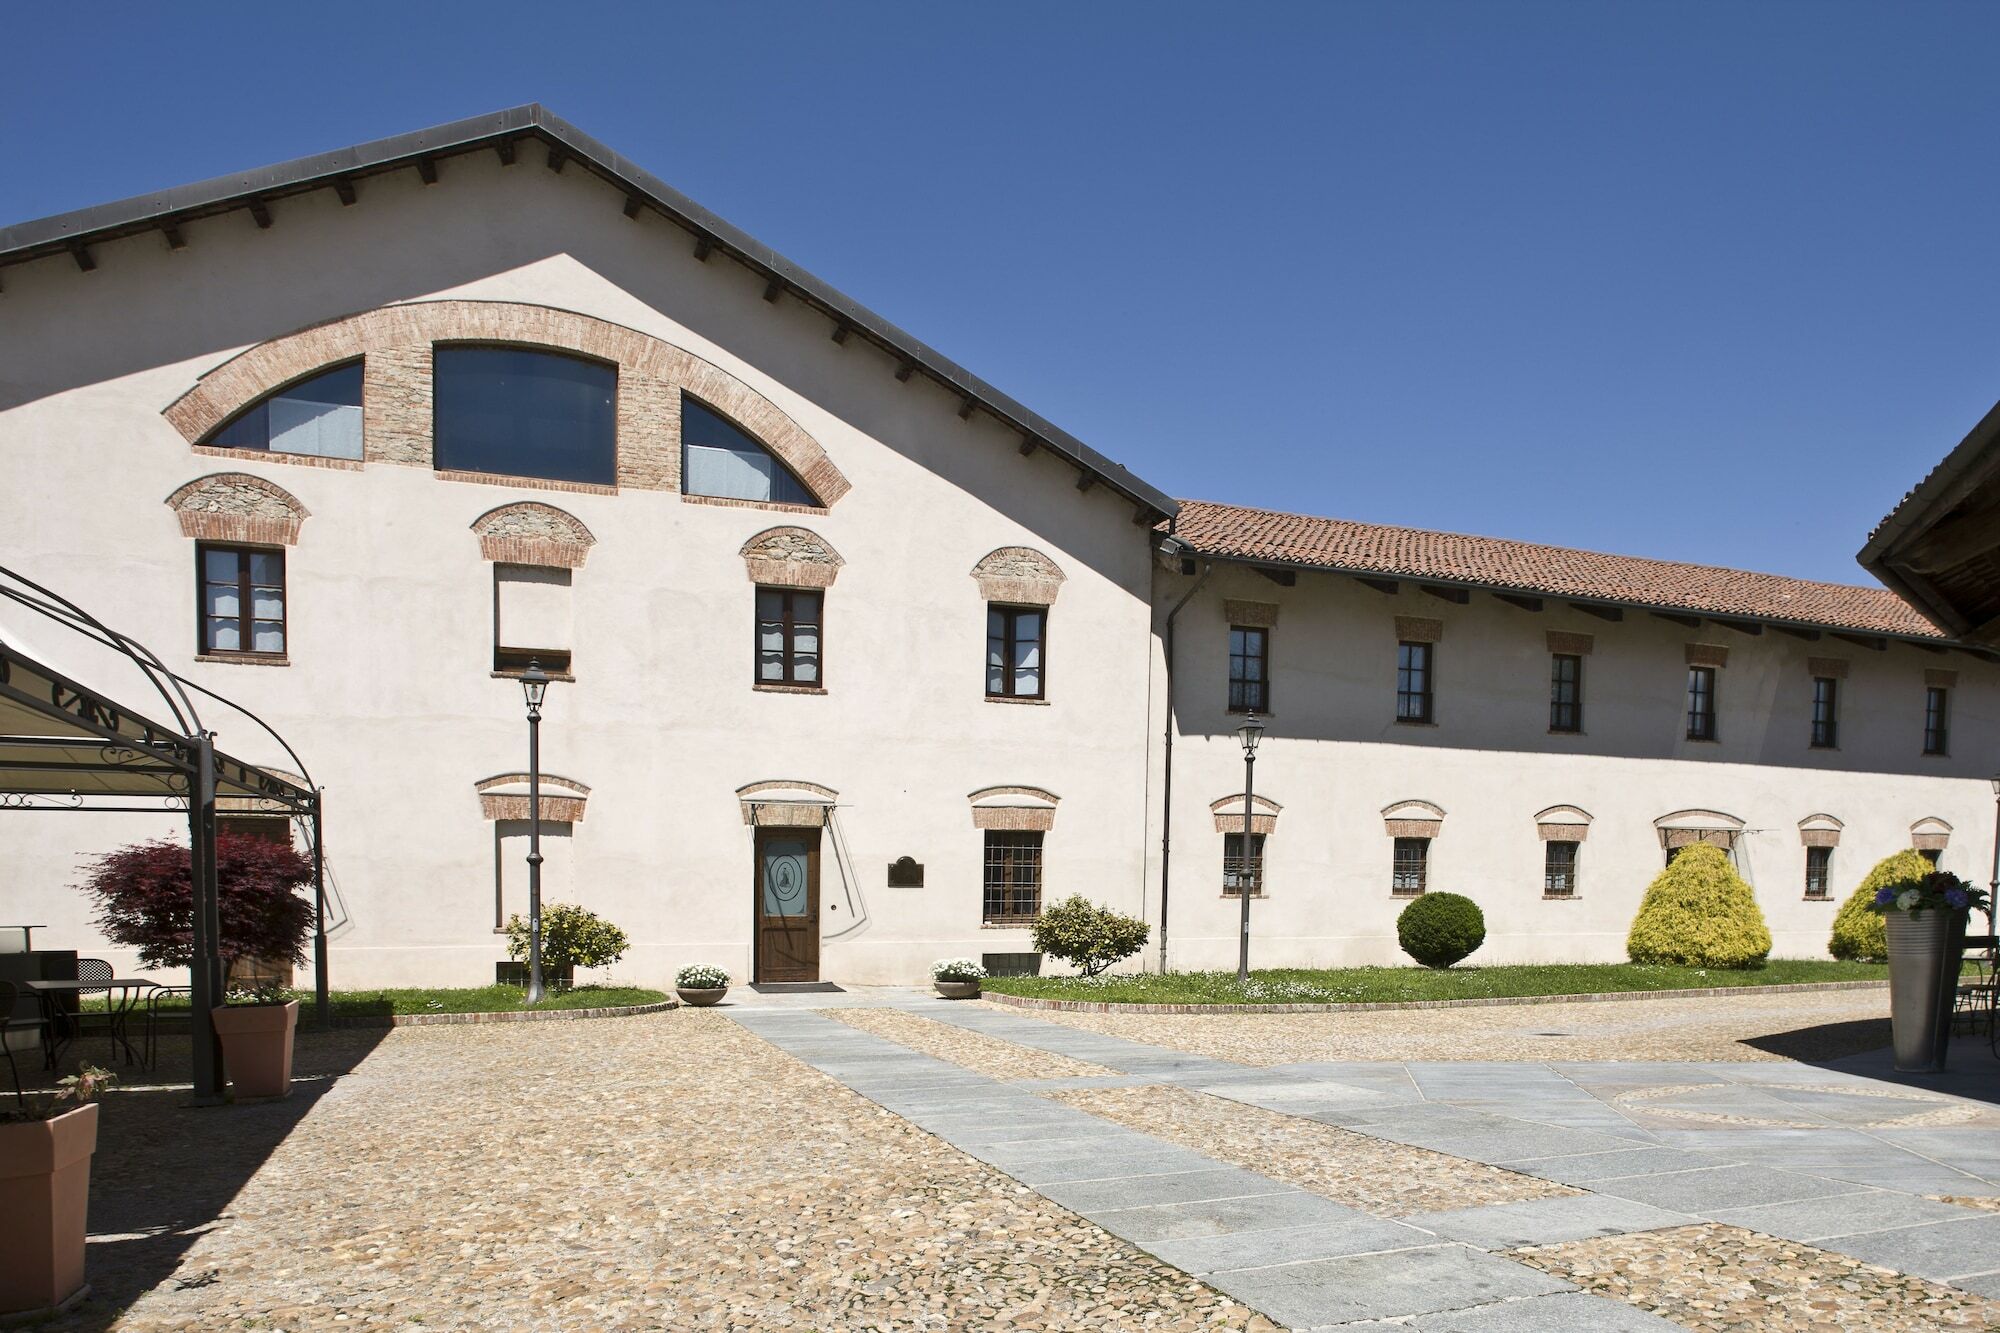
left=51, top=1012, right=1281, bottom=1332
left=829, top=1006, right=1117, bottom=1081
left=1044, top=1084, right=1576, bottom=1216
left=1931, top=1195, right=2000, bottom=1214
left=1510, top=1224, right=2000, bottom=1331
left=999, top=990, right=1890, bottom=1064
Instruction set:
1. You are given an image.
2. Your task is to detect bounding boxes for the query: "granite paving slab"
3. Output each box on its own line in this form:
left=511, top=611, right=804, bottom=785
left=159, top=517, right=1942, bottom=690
left=1708, top=1188, right=1986, bottom=1242
left=1037, top=1166, right=1299, bottom=1213
left=1348, top=1290, right=1685, bottom=1330
left=1816, top=1214, right=2000, bottom=1283
left=1203, top=1243, right=1574, bottom=1328
left=1588, top=1162, right=1860, bottom=1212
left=1086, top=1189, right=1381, bottom=1242
left=1497, top=1145, right=1731, bottom=1183
left=1411, top=1193, right=1695, bottom=1249
left=1142, top=1215, right=1439, bottom=1276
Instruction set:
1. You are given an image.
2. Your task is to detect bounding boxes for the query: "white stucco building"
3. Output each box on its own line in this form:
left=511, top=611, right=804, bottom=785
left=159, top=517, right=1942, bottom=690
left=1, top=107, right=1992, bottom=988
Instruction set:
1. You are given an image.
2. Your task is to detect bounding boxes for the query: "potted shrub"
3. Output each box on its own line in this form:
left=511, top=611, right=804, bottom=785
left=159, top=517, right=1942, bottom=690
left=1872, top=870, right=1988, bottom=1073
left=931, top=958, right=986, bottom=999
left=76, top=835, right=314, bottom=1100
left=210, top=981, right=299, bottom=1100
left=1, top=1067, right=114, bottom=1320
left=1029, top=895, right=1150, bottom=977
left=1397, top=892, right=1486, bottom=968
left=675, top=964, right=729, bottom=1007
left=503, top=903, right=629, bottom=994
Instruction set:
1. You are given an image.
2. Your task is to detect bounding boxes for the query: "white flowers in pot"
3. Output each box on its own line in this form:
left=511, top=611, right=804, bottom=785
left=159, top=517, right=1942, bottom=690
left=675, top=964, right=729, bottom=991
left=931, top=958, right=986, bottom=982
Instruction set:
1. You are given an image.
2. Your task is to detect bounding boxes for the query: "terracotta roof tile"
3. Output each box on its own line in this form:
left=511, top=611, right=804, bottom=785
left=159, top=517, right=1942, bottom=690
left=1173, top=500, right=1946, bottom=639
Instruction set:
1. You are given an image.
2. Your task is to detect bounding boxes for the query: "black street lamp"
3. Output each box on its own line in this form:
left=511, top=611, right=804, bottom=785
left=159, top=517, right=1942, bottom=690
left=1235, top=712, right=1266, bottom=984
left=521, top=660, right=551, bottom=1005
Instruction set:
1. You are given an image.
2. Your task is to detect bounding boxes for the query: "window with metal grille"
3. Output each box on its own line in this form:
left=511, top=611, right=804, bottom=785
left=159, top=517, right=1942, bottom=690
left=1391, top=837, right=1429, bottom=895
left=1686, top=666, right=1717, bottom=740
left=1920, top=847, right=1942, bottom=867
left=1223, top=831, right=1265, bottom=896
left=982, top=830, right=1043, bottom=924
left=1544, top=840, right=1579, bottom=897
left=755, top=587, right=823, bottom=686
left=198, top=544, right=286, bottom=658
left=1805, top=845, right=1832, bottom=899
left=1549, top=654, right=1582, bottom=733
left=1925, top=687, right=1950, bottom=756
left=1396, top=642, right=1433, bottom=723
left=1810, top=677, right=1838, bottom=749
left=1229, top=626, right=1269, bottom=713
left=986, top=606, right=1046, bottom=699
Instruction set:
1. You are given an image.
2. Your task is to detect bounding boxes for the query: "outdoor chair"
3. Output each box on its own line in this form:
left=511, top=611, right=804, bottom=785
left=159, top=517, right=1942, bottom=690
left=1957, top=934, right=1999, bottom=1041
left=0, top=981, right=48, bottom=1110
left=143, top=985, right=191, bottom=1069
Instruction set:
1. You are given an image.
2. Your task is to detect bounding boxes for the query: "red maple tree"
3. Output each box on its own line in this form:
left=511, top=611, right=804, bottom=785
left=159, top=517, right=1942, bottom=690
left=76, top=834, right=314, bottom=971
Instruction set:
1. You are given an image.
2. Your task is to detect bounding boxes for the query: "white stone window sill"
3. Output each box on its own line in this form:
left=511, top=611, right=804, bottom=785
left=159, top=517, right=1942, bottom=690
left=754, top=683, right=828, bottom=696
left=196, top=652, right=290, bottom=668
left=986, top=695, right=1051, bottom=706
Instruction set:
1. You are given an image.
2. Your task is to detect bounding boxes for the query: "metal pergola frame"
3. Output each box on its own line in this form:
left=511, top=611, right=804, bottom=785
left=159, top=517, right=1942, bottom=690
left=0, top=565, right=325, bottom=1104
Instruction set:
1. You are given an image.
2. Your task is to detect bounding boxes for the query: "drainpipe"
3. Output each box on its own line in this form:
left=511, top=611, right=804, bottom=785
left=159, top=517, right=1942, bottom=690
left=1158, top=554, right=1214, bottom=973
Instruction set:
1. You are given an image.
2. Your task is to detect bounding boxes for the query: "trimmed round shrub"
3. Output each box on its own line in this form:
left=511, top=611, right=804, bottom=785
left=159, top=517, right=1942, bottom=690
left=1829, top=849, right=1935, bottom=962
left=1397, top=892, right=1486, bottom=968
left=1626, top=844, right=1771, bottom=968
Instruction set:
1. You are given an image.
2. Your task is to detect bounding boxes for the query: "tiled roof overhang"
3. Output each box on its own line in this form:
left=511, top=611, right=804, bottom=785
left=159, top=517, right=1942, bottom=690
left=1857, top=396, right=2000, bottom=647
left=0, top=105, right=1176, bottom=524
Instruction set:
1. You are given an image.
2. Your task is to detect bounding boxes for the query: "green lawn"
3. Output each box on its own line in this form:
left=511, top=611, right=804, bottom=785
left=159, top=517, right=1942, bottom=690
left=105, top=984, right=668, bottom=1018
left=981, top=960, right=1891, bottom=1006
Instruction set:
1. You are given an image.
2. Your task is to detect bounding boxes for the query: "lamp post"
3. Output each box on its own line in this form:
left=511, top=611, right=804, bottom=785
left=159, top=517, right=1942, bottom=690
left=1235, top=712, right=1266, bottom=984
left=521, top=660, right=551, bottom=1005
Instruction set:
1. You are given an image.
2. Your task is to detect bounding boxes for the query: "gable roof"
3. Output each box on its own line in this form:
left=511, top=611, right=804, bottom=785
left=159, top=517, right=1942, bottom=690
left=0, top=105, right=1177, bottom=522
left=1174, top=499, right=1953, bottom=642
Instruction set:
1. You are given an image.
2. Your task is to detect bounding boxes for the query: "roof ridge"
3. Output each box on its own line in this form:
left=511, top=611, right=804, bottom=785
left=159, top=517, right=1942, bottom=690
left=1177, top=498, right=1900, bottom=599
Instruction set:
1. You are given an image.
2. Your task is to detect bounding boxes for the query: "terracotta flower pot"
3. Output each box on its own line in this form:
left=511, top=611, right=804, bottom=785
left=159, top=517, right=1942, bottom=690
left=676, top=986, right=727, bottom=1007
left=0, top=1101, right=98, bottom=1319
left=211, top=999, right=299, bottom=1100
left=934, top=980, right=981, bottom=999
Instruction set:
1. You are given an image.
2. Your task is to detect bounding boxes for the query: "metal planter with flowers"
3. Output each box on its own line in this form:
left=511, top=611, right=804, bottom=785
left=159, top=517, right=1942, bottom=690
left=931, top=958, right=986, bottom=999
left=674, top=964, right=729, bottom=1007
left=1872, top=871, right=1989, bottom=1073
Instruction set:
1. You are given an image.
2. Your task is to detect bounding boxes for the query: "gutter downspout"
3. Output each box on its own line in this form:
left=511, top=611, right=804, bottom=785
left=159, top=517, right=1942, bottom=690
left=1159, top=557, right=1215, bottom=972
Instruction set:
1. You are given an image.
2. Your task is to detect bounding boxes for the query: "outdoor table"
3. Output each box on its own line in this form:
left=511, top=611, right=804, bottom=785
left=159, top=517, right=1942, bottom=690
left=26, top=977, right=158, bottom=1068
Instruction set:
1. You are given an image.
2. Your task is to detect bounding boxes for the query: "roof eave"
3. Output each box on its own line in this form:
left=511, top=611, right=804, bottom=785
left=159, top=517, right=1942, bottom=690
left=0, top=105, right=1178, bottom=522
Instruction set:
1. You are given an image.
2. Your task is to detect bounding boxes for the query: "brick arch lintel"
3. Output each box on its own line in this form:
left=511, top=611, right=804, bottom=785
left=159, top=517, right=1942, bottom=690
left=162, top=300, right=851, bottom=506
left=165, top=472, right=310, bottom=545
left=471, top=502, right=598, bottom=568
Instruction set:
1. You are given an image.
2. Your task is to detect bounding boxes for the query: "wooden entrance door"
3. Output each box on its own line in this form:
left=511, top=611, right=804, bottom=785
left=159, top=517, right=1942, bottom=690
left=754, top=827, right=820, bottom=982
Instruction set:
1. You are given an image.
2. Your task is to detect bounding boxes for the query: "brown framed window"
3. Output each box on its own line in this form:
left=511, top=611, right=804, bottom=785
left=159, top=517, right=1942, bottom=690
left=986, top=605, right=1046, bottom=699
left=198, top=544, right=286, bottom=658
left=1925, top=687, right=1950, bottom=755
left=1223, top=832, right=1265, bottom=896
left=1396, top=642, right=1433, bottom=723
left=1810, top=677, right=1838, bottom=749
left=1229, top=627, right=1269, bottom=712
left=1391, top=837, right=1429, bottom=895
left=982, top=830, right=1043, bottom=924
left=1686, top=666, right=1717, bottom=740
left=1549, top=654, right=1582, bottom=733
left=1805, top=845, right=1832, bottom=899
left=1544, top=840, right=1579, bottom=897
left=756, top=587, right=823, bottom=686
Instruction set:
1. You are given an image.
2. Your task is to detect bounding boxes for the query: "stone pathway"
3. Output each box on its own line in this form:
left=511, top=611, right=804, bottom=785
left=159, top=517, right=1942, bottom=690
left=739, top=990, right=2000, bottom=1329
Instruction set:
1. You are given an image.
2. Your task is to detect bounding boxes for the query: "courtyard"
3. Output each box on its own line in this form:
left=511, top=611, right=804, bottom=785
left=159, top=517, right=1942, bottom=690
left=34, top=985, right=2000, bottom=1331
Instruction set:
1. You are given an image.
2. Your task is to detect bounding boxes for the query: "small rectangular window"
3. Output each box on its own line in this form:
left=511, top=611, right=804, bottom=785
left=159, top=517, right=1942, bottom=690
left=755, top=587, right=824, bottom=687
left=1229, top=626, right=1269, bottom=713
left=1544, top=840, right=1579, bottom=897
left=1391, top=837, right=1429, bottom=895
left=1549, top=654, right=1582, bottom=733
left=1805, top=845, right=1833, bottom=899
left=494, top=564, right=573, bottom=675
left=1397, top=642, right=1434, bottom=723
left=987, top=606, right=1046, bottom=699
left=982, top=830, right=1043, bottom=924
left=1223, top=831, right=1266, bottom=897
left=198, top=544, right=287, bottom=657
left=1686, top=666, right=1717, bottom=741
left=1925, top=687, right=1950, bottom=756
left=1810, top=677, right=1838, bottom=749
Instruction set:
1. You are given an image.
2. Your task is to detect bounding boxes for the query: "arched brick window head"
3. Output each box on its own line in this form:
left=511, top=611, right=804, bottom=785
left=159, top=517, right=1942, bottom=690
left=166, top=473, right=310, bottom=545
left=471, top=503, right=597, bottom=569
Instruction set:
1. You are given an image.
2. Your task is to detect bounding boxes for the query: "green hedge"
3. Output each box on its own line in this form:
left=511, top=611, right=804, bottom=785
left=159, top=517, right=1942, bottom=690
left=1829, top=849, right=1935, bottom=962
left=1627, top=843, right=1770, bottom=968
left=1397, top=892, right=1487, bottom=968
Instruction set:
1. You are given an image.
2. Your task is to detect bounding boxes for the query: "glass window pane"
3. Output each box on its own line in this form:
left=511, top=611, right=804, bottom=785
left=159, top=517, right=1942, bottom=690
left=207, top=618, right=241, bottom=652
left=987, top=663, right=1006, bottom=694
left=758, top=624, right=785, bottom=652
left=793, top=659, right=818, bottom=683
left=251, top=587, right=284, bottom=620
left=792, top=594, right=821, bottom=629
left=1014, top=612, right=1043, bottom=643
left=205, top=585, right=240, bottom=618
left=756, top=589, right=784, bottom=619
left=204, top=549, right=240, bottom=582
left=434, top=347, right=617, bottom=485
left=251, top=621, right=285, bottom=653
left=682, top=399, right=813, bottom=504
left=1014, top=641, right=1040, bottom=671
left=758, top=655, right=785, bottom=680
left=1014, top=667, right=1040, bottom=694
left=987, top=608, right=1005, bottom=638
left=248, top=552, right=282, bottom=584
left=792, top=628, right=819, bottom=657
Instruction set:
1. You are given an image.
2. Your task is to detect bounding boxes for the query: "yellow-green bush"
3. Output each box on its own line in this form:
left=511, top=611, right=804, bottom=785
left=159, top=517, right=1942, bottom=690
left=1828, top=849, right=1934, bottom=962
left=1626, top=844, right=1771, bottom=968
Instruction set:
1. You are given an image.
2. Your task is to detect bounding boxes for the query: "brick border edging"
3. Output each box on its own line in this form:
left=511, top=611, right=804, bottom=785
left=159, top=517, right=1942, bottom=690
left=327, top=998, right=678, bottom=1029
left=981, top=978, right=1890, bottom=1016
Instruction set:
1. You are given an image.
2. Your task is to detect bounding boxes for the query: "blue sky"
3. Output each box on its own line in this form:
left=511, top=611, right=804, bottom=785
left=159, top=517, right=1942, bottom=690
left=4, top=2, right=1997, bottom=585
